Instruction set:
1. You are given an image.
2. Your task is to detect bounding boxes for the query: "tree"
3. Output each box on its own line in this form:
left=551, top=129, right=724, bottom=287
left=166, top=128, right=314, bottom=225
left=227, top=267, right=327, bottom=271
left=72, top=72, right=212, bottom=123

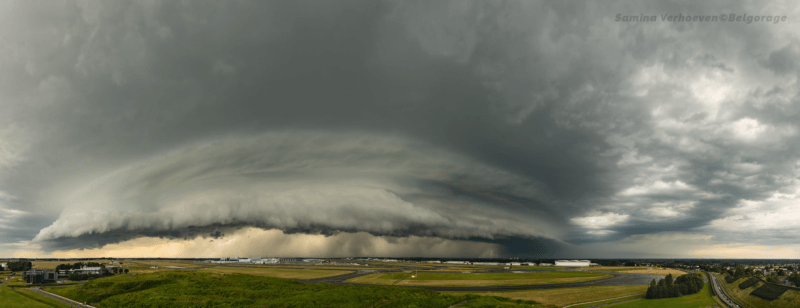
left=7, top=261, right=32, bottom=272
left=778, top=269, right=785, bottom=276
left=767, top=275, right=780, bottom=284
left=646, top=273, right=704, bottom=299
left=124, top=269, right=129, bottom=274
left=788, top=273, right=800, bottom=286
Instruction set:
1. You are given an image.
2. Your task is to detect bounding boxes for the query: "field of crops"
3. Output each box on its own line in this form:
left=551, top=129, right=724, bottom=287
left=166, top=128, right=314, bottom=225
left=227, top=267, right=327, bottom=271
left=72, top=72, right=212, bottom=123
left=739, top=277, right=760, bottom=289
left=719, top=273, right=800, bottom=308
left=751, top=283, right=791, bottom=300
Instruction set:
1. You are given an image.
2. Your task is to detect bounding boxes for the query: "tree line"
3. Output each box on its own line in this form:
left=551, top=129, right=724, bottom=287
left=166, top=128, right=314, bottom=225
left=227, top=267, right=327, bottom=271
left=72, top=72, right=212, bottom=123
left=3, top=261, right=33, bottom=271
left=646, top=273, right=704, bottom=299
left=55, top=262, right=105, bottom=271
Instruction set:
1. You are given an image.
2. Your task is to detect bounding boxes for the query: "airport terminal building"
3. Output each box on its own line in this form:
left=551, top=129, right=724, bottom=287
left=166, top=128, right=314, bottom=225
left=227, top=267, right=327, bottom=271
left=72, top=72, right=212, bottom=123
left=554, top=260, right=592, bottom=267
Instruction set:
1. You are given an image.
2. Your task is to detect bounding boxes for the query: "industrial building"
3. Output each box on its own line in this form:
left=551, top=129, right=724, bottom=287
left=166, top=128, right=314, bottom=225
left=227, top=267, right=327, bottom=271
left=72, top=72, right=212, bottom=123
left=554, top=260, right=592, bottom=267
left=23, top=269, right=57, bottom=284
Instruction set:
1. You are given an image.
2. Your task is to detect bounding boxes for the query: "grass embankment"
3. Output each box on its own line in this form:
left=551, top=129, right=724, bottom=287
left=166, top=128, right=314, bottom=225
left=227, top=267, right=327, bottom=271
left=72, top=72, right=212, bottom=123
left=349, top=271, right=609, bottom=287
left=718, top=273, right=800, bottom=308
left=603, top=282, right=717, bottom=307
left=46, top=271, right=543, bottom=307
left=567, top=294, right=643, bottom=308
left=198, top=267, right=351, bottom=279
left=5, top=276, right=28, bottom=287
left=443, top=285, right=648, bottom=307
left=0, top=285, right=73, bottom=308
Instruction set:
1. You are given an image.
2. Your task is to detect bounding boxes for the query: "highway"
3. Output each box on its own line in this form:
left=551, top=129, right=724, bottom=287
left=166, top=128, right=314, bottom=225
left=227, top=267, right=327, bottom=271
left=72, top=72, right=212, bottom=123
left=706, top=271, right=739, bottom=308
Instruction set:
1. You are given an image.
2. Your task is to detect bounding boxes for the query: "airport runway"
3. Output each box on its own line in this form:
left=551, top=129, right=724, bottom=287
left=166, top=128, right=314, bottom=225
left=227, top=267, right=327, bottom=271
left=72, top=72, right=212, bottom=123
left=298, top=269, right=669, bottom=292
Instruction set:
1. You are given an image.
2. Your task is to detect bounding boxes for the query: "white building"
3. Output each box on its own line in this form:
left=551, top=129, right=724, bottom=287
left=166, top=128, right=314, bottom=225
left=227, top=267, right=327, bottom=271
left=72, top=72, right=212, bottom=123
left=238, top=258, right=251, bottom=263
left=554, top=260, right=591, bottom=267
left=253, top=258, right=279, bottom=264
left=75, top=267, right=104, bottom=275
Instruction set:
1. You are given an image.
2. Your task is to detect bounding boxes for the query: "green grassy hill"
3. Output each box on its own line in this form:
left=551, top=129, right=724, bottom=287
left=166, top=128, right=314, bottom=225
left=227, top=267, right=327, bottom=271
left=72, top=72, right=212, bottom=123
left=46, top=271, right=551, bottom=307
left=602, top=282, right=716, bottom=308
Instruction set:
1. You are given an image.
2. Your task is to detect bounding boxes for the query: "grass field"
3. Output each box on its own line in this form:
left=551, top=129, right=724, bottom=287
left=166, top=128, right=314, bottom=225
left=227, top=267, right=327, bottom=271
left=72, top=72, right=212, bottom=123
left=0, top=285, right=73, bottom=307
left=717, top=273, right=800, bottom=308
left=5, top=276, right=28, bottom=287
left=443, top=285, right=648, bottom=307
left=603, top=282, right=717, bottom=307
left=568, top=294, right=644, bottom=308
left=198, top=266, right=352, bottom=279
left=45, top=271, right=542, bottom=307
left=348, top=271, right=609, bottom=287
left=617, top=268, right=686, bottom=276
left=567, top=267, right=647, bottom=272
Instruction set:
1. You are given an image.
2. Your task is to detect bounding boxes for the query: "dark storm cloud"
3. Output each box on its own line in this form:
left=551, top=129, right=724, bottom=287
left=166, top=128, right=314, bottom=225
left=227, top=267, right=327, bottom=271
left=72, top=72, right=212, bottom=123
left=2, top=0, right=800, bottom=256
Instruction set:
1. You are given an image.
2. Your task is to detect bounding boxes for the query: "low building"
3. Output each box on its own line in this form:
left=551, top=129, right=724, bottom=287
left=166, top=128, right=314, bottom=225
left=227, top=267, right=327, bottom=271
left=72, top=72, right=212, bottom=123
left=554, top=260, right=591, bottom=267
left=253, top=258, right=279, bottom=264
left=538, top=263, right=553, bottom=266
left=73, top=266, right=105, bottom=275
left=24, top=269, right=57, bottom=284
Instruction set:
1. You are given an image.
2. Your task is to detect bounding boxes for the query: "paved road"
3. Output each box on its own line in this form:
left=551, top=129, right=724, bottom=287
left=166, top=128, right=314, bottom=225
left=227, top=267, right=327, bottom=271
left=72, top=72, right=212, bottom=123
left=1, top=276, right=92, bottom=307
left=707, top=272, right=738, bottom=308
left=30, top=287, right=95, bottom=308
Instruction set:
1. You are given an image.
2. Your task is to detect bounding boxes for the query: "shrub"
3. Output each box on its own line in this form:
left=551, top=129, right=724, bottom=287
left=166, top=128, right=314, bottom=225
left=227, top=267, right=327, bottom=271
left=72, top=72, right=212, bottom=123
left=751, top=283, right=790, bottom=300
left=725, top=275, right=736, bottom=283
left=739, top=277, right=760, bottom=289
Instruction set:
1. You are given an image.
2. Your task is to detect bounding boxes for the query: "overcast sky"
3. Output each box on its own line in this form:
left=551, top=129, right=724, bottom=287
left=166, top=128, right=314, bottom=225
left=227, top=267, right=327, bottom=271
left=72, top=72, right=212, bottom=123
left=1, top=0, right=800, bottom=259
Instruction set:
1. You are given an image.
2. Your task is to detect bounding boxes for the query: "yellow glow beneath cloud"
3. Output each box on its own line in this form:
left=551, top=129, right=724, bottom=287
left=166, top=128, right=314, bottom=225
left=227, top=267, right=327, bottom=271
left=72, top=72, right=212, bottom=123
left=687, top=244, right=800, bottom=259
left=5, top=228, right=501, bottom=259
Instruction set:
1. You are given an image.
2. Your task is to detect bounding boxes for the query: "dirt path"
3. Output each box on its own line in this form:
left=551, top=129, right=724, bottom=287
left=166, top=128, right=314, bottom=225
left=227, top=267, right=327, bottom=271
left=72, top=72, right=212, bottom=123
left=562, top=294, right=645, bottom=308
left=447, top=299, right=473, bottom=307
left=580, top=296, right=644, bottom=308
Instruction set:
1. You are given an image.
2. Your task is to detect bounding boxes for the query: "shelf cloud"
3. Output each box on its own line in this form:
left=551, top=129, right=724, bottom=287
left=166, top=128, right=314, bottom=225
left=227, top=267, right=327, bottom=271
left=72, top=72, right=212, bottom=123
left=2, top=0, right=800, bottom=257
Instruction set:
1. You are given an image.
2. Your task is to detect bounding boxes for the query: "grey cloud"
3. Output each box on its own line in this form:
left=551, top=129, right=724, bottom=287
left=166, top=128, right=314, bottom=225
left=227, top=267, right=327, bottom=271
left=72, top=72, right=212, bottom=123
left=32, top=133, right=564, bottom=251
left=3, top=0, right=800, bottom=257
